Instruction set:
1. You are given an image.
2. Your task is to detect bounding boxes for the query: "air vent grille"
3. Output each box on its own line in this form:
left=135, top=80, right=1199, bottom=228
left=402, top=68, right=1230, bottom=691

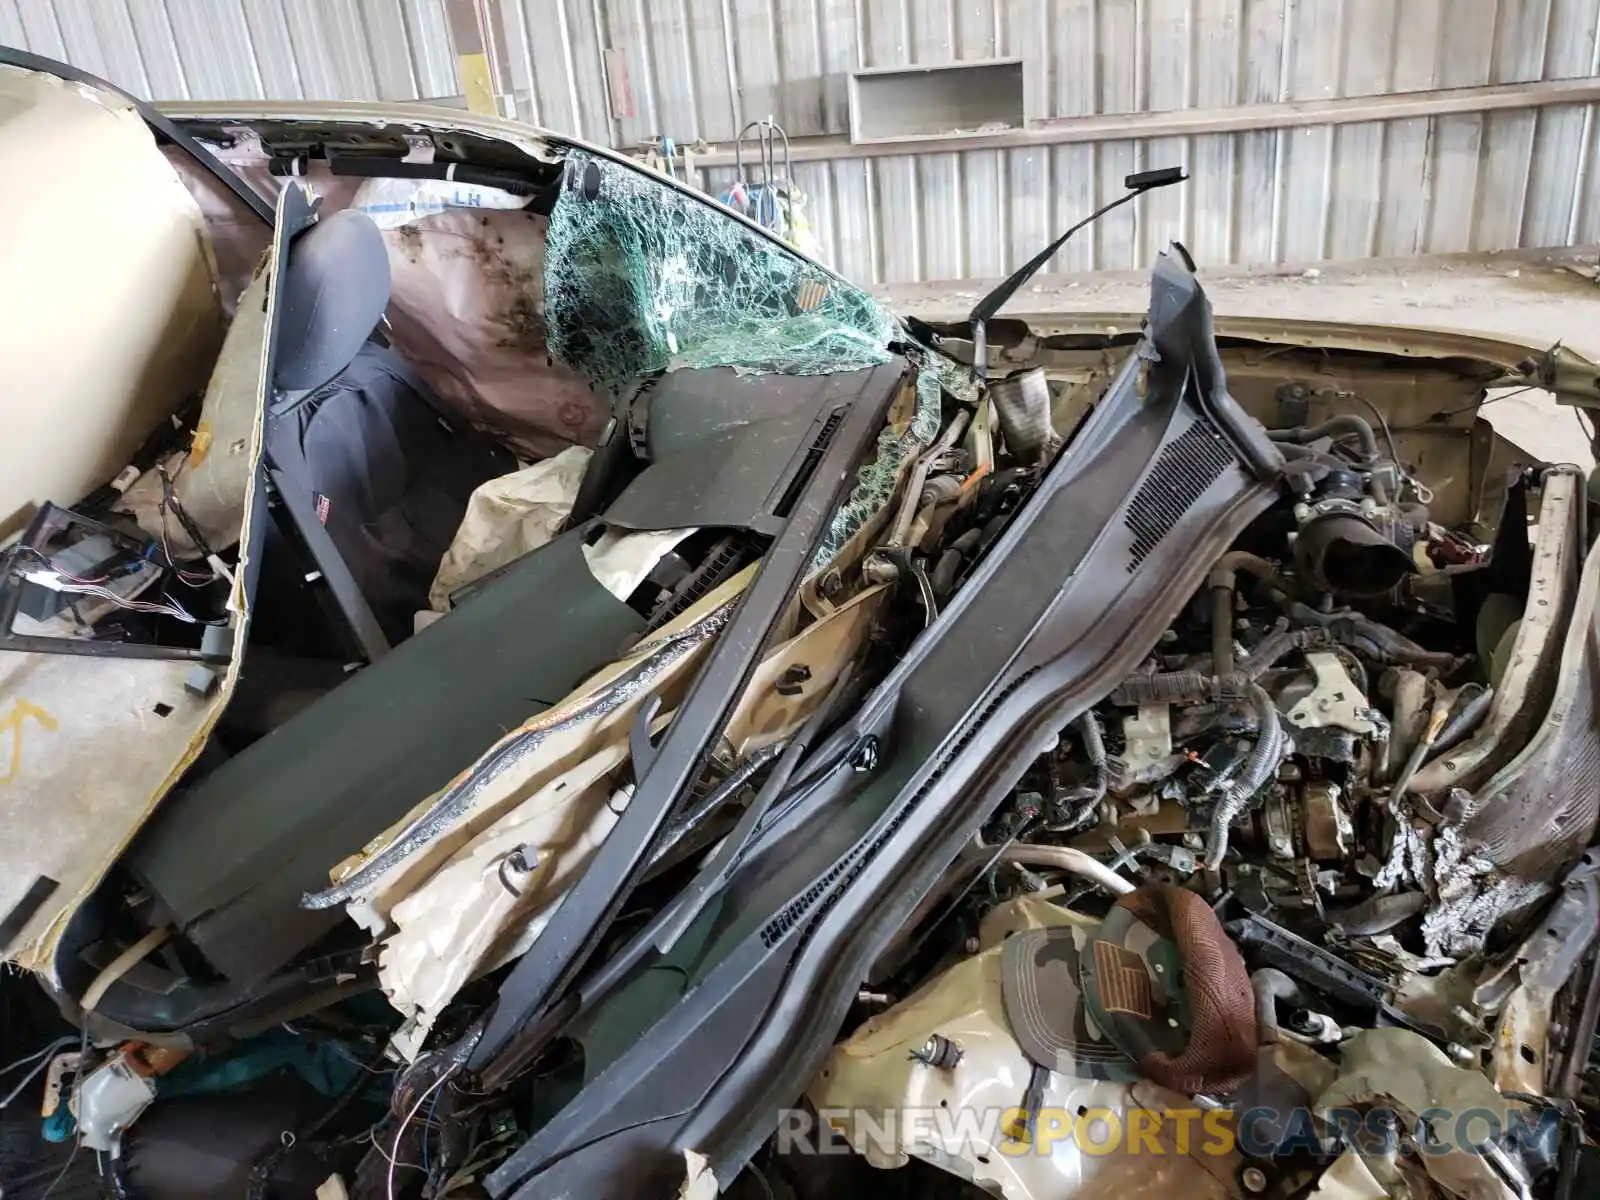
left=771, top=409, right=846, bottom=518
left=1124, top=419, right=1232, bottom=571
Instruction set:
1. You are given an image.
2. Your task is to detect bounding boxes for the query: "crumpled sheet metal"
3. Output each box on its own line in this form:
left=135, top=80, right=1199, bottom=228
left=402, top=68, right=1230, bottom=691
left=1456, top=501, right=1600, bottom=881
left=1421, top=824, right=1550, bottom=960
left=1315, top=1029, right=1527, bottom=1200
left=377, top=737, right=632, bottom=1054
left=1408, top=471, right=1580, bottom=799
left=365, top=584, right=886, bottom=1049
left=811, top=894, right=1234, bottom=1200
left=1305, top=1149, right=1389, bottom=1200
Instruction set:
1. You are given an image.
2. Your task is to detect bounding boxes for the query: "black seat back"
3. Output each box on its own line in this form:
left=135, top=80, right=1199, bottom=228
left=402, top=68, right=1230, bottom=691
left=266, top=209, right=513, bottom=652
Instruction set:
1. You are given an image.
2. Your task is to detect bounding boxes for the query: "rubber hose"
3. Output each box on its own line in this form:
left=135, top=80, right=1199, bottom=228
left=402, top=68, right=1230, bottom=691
left=1283, top=602, right=1454, bottom=668
left=1268, top=415, right=1379, bottom=463
left=1000, top=845, right=1134, bottom=896
left=1327, top=890, right=1428, bottom=936
left=1423, top=685, right=1495, bottom=762
left=1275, top=441, right=1346, bottom=469
left=1208, top=551, right=1289, bottom=595
left=1242, top=627, right=1333, bottom=679
left=1212, top=584, right=1235, bottom=676
left=930, top=547, right=963, bottom=598
left=1205, top=684, right=1287, bottom=869
left=1251, top=968, right=1304, bottom=1045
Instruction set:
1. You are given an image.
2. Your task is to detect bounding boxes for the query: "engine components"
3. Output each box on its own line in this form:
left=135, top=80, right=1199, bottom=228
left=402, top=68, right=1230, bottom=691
left=987, top=367, right=1057, bottom=464
left=1282, top=651, right=1378, bottom=737
left=1292, top=469, right=1419, bottom=597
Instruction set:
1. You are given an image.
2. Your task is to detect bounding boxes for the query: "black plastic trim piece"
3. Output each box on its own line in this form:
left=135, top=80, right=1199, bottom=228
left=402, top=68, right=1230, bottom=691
left=486, top=252, right=1287, bottom=1197
left=1124, top=417, right=1234, bottom=570
left=0, top=876, right=57, bottom=957
left=468, top=360, right=910, bottom=1084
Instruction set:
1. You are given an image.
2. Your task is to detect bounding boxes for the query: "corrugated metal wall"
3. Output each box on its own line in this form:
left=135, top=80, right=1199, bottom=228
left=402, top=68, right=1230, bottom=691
left=6, top=0, right=1600, bottom=285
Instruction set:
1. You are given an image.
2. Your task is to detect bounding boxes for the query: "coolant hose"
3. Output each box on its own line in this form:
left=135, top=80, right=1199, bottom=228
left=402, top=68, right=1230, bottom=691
left=1283, top=601, right=1454, bottom=668
left=1241, top=627, right=1333, bottom=679
left=1208, top=552, right=1289, bottom=595
left=1205, top=683, right=1288, bottom=869
left=1268, top=415, right=1380, bottom=463
left=1000, top=845, right=1135, bottom=896
left=1251, top=968, right=1304, bottom=1045
left=1207, top=552, right=1292, bottom=676
left=1423, top=684, right=1494, bottom=763
left=1212, top=585, right=1236, bottom=676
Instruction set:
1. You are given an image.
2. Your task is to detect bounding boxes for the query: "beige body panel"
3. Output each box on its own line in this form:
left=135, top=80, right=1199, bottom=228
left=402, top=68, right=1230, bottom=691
left=0, top=65, right=224, bottom=541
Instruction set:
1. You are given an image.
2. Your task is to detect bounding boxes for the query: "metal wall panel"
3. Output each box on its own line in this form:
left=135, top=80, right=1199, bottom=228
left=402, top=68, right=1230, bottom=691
left=7, top=0, right=1600, bottom=284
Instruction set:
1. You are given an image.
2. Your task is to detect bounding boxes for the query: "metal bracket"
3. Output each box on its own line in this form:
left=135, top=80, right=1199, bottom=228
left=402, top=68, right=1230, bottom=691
left=1286, top=651, right=1377, bottom=736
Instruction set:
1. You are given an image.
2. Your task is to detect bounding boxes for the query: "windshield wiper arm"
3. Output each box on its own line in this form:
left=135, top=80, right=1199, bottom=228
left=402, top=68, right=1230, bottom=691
left=967, top=165, right=1189, bottom=380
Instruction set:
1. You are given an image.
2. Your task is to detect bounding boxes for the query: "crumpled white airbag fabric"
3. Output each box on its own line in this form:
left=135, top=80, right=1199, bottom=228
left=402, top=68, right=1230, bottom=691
left=428, top=446, right=592, bottom=610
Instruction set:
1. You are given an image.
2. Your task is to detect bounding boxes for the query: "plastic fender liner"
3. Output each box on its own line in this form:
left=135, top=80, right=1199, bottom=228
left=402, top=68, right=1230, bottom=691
left=486, top=266, right=1286, bottom=1197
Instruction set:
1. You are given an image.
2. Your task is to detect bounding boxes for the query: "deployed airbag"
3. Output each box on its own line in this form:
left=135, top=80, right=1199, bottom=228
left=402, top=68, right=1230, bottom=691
left=430, top=446, right=592, bottom=610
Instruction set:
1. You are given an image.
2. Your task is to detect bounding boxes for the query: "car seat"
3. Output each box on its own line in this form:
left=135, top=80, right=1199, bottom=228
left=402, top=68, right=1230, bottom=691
left=265, top=209, right=515, bottom=652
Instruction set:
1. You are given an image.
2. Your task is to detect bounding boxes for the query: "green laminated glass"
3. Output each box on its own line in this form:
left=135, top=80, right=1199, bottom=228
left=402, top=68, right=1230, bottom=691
left=542, top=152, right=954, bottom=562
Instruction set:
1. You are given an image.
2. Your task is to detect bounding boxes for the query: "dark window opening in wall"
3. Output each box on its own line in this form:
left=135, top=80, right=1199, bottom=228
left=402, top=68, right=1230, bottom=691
left=848, top=58, right=1028, bottom=144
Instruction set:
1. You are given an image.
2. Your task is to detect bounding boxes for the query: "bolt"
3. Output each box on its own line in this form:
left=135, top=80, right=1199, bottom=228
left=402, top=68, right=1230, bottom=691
left=964, top=937, right=981, bottom=955
left=819, top=570, right=844, bottom=599
left=1240, top=1166, right=1269, bottom=1194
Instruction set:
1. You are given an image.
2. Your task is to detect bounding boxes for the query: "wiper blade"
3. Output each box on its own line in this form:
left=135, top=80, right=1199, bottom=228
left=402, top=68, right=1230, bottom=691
left=967, top=165, right=1187, bottom=381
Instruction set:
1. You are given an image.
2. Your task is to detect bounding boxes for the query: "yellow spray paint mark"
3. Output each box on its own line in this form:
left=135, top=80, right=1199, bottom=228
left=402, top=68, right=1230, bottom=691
left=0, top=698, right=57, bottom=785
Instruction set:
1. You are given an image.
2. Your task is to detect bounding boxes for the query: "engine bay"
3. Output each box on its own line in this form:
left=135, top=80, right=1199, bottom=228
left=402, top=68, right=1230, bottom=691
left=796, top=359, right=1600, bottom=1200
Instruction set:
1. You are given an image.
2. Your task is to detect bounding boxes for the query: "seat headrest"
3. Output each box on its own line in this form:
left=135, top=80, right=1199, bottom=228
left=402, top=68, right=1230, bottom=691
left=274, top=209, right=392, bottom=393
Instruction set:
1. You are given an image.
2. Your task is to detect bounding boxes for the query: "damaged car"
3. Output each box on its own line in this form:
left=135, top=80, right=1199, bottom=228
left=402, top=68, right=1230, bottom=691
left=2, top=46, right=1599, bottom=1200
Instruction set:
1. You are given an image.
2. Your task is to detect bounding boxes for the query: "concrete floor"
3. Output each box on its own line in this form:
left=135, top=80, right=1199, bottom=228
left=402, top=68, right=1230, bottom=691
left=873, top=248, right=1600, bottom=466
